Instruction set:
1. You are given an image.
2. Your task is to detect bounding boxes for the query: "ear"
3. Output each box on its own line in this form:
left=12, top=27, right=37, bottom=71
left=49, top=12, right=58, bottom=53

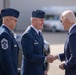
left=65, top=19, right=68, bottom=23
left=32, top=18, right=36, bottom=23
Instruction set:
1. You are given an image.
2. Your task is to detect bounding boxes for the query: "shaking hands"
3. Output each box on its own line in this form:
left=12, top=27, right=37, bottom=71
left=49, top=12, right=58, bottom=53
left=45, top=55, right=54, bottom=63
left=45, top=55, right=58, bottom=63
left=45, top=55, right=65, bottom=70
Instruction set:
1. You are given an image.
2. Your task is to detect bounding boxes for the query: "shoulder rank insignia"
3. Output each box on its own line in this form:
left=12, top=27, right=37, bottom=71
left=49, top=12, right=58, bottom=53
left=1, top=38, right=8, bottom=50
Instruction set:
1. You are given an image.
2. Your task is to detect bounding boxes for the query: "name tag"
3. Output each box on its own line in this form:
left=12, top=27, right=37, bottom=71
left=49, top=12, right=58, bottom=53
left=14, top=45, right=17, bottom=47
left=34, top=42, right=39, bottom=45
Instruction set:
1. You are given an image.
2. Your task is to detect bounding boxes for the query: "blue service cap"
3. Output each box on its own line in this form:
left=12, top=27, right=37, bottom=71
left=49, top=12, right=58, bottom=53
left=32, top=10, right=45, bottom=18
left=1, top=8, right=19, bottom=18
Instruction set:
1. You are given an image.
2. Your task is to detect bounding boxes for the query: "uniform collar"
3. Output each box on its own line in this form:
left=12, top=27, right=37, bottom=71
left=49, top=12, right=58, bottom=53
left=31, top=25, right=39, bottom=34
left=1, top=24, right=14, bottom=36
left=2, top=24, right=11, bottom=31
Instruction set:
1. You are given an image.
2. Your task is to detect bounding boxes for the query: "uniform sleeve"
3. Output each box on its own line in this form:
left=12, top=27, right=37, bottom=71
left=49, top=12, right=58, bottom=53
left=0, top=32, right=15, bottom=75
left=64, top=33, right=76, bottom=70
left=59, top=53, right=65, bottom=61
left=21, top=34, right=45, bottom=65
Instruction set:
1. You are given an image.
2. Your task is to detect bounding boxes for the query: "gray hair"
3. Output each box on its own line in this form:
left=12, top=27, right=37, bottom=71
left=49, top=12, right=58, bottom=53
left=61, top=10, right=76, bottom=22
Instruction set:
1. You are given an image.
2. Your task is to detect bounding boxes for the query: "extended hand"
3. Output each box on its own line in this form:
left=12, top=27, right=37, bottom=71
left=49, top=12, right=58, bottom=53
left=53, top=55, right=58, bottom=61
left=46, top=55, right=53, bottom=63
left=44, top=70, right=47, bottom=75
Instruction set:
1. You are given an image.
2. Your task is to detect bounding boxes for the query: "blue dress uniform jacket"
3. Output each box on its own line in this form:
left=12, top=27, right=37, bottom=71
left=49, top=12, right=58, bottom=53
left=59, top=25, right=76, bottom=75
left=0, top=25, right=19, bottom=75
left=21, top=26, right=45, bottom=75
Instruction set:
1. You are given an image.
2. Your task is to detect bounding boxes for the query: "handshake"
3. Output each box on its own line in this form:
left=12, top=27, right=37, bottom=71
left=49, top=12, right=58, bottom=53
left=45, top=55, right=65, bottom=70
left=45, top=55, right=58, bottom=63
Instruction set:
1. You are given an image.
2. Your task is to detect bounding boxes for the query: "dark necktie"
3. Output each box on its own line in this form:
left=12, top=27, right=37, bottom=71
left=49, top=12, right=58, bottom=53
left=38, top=31, right=43, bottom=44
left=38, top=31, right=41, bottom=37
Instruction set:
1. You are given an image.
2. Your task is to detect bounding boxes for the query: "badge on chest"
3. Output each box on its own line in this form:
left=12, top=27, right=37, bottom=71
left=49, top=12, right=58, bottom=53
left=34, top=40, right=39, bottom=45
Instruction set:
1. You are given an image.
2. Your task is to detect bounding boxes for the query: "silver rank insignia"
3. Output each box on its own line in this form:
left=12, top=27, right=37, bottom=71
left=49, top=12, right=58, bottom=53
left=1, top=38, right=8, bottom=50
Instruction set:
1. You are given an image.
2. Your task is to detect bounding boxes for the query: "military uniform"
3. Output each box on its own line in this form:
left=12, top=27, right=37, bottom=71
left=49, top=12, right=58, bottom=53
left=0, top=25, right=19, bottom=75
left=0, top=8, right=19, bottom=75
left=21, top=10, right=46, bottom=75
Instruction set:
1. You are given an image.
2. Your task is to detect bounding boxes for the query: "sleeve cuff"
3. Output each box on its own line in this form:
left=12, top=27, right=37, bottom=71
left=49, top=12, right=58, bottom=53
left=58, top=55, right=61, bottom=60
left=44, top=57, right=47, bottom=62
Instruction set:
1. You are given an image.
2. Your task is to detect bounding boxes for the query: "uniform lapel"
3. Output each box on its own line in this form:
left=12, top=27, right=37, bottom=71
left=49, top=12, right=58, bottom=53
left=38, top=31, right=44, bottom=46
left=31, top=27, right=43, bottom=46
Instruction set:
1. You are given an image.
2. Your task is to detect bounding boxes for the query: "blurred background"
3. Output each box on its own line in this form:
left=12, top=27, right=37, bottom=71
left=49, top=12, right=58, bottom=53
left=0, top=0, right=76, bottom=75
left=0, top=0, right=76, bottom=32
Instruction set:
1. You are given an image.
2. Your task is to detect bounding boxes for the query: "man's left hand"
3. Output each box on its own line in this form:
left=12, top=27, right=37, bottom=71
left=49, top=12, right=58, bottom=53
left=59, top=63, right=65, bottom=70
left=44, top=70, right=47, bottom=75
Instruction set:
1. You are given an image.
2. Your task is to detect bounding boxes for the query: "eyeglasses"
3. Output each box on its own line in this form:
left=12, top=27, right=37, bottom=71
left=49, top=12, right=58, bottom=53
left=60, top=20, right=62, bottom=23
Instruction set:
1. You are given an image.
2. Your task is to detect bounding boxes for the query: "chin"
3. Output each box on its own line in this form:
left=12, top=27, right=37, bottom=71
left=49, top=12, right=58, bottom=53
left=12, top=27, right=15, bottom=30
left=39, top=28, right=43, bottom=30
left=40, top=26, right=43, bottom=29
